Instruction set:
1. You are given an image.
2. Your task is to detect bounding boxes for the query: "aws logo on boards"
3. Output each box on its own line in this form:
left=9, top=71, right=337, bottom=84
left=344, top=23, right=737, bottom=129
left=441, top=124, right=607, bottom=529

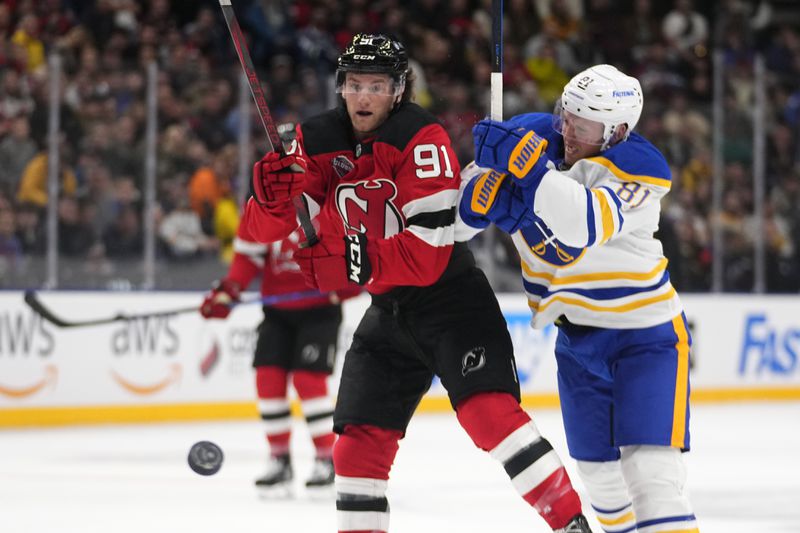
left=739, top=313, right=800, bottom=376
left=0, top=308, right=56, bottom=399
left=110, top=316, right=182, bottom=395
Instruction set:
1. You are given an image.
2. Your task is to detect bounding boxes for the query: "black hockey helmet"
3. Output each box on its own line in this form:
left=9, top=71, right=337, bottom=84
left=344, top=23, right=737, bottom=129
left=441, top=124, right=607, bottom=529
left=336, top=33, right=409, bottom=87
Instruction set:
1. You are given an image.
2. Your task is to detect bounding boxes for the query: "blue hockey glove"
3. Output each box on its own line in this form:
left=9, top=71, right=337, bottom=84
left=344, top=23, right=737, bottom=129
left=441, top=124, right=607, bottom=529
left=461, top=169, right=535, bottom=234
left=473, top=119, right=551, bottom=188
left=459, top=174, right=492, bottom=230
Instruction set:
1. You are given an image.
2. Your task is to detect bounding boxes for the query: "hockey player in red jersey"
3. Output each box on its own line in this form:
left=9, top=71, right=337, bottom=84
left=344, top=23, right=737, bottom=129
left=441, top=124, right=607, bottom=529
left=201, top=219, right=357, bottom=493
left=239, top=33, right=593, bottom=533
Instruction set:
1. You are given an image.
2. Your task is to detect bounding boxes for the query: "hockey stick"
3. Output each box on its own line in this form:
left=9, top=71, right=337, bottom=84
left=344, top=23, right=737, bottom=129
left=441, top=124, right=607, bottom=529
left=490, top=0, right=503, bottom=122
left=23, top=289, right=326, bottom=329
left=481, top=0, right=504, bottom=284
left=217, top=0, right=318, bottom=247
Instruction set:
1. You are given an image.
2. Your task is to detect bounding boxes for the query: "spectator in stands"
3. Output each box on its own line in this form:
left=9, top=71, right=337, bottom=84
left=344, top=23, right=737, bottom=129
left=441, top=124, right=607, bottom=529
left=0, top=207, right=22, bottom=278
left=188, top=143, right=236, bottom=234
left=536, top=0, right=582, bottom=43
left=158, top=195, right=218, bottom=261
left=0, top=115, right=37, bottom=195
left=14, top=201, right=45, bottom=255
left=57, top=196, right=96, bottom=257
left=17, top=143, right=77, bottom=208
left=662, top=0, right=709, bottom=55
left=11, top=13, right=46, bottom=76
left=103, top=204, right=143, bottom=259
left=0, top=0, right=797, bottom=294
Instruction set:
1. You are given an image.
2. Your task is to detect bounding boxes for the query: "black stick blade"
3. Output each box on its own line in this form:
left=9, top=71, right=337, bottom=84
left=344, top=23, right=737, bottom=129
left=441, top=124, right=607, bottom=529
left=24, top=290, right=72, bottom=328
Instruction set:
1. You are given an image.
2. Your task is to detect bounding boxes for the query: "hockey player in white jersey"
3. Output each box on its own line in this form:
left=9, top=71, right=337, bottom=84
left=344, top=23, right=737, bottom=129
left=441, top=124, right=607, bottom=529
left=459, top=64, right=700, bottom=533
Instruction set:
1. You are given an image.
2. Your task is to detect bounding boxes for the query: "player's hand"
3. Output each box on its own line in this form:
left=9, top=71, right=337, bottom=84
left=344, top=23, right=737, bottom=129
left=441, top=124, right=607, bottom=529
left=462, top=169, right=535, bottom=234
left=252, top=152, right=306, bottom=207
left=473, top=119, right=550, bottom=186
left=294, top=232, right=372, bottom=292
left=200, top=279, right=241, bottom=319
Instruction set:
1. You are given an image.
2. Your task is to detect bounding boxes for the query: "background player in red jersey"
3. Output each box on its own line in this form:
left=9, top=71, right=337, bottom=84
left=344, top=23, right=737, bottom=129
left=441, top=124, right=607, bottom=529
left=239, top=34, right=594, bottom=533
left=201, top=221, right=357, bottom=494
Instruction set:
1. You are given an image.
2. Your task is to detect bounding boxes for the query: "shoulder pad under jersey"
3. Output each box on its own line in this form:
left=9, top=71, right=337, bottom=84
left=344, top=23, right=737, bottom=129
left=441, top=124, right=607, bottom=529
left=377, top=103, right=442, bottom=152
left=300, top=108, right=353, bottom=156
left=595, top=132, right=671, bottom=183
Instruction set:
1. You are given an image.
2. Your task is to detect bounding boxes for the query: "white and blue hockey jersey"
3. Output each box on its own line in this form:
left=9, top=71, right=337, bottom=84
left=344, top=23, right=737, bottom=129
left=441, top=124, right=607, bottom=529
left=459, top=113, right=683, bottom=330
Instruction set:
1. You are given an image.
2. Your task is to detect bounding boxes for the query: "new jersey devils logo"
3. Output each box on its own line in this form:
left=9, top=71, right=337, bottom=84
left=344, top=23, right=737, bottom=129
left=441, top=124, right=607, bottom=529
left=462, top=347, right=486, bottom=377
left=336, top=179, right=404, bottom=238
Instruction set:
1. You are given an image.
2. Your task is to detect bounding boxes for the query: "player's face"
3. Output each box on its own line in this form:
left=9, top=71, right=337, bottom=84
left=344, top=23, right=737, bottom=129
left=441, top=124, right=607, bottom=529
left=341, top=72, right=398, bottom=138
left=560, top=111, right=604, bottom=165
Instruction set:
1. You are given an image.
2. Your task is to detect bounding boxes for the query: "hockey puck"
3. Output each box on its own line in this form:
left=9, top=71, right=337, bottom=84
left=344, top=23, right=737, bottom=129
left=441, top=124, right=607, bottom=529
left=188, top=441, right=224, bottom=476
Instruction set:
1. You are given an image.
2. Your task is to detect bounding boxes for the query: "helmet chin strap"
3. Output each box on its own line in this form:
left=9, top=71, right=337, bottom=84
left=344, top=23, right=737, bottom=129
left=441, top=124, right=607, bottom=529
left=601, top=123, right=628, bottom=152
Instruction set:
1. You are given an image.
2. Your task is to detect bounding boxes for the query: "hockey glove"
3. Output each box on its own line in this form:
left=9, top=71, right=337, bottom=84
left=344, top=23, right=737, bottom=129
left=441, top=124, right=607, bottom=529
left=252, top=152, right=306, bottom=207
left=461, top=169, right=535, bottom=234
left=473, top=119, right=550, bottom=187
left=200, top=279, right=241, bottom=319
left=294, top=232, right=372, bottom=292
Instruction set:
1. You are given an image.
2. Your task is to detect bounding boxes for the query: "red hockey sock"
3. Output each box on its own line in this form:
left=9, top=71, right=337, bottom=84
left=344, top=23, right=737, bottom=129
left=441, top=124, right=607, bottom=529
left=256, top=366, right=291, bottom=456
left=293, top=370, right=335, bottom=457
left=333, top=424, right=400, bottom=479
left=456, top=392, right=583, bottom=530
left=334, top=424, right=401, bottom=533
left=255, top=366, right=288, bottom=398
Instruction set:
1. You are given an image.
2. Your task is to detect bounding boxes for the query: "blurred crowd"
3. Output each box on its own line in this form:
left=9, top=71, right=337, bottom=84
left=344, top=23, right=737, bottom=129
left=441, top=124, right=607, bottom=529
left=0, top=0, right=798, bottom=291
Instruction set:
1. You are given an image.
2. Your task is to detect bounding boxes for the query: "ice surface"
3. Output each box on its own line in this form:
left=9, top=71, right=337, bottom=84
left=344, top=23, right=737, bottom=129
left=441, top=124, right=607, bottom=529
left=1, top=402, right=799, bottom=533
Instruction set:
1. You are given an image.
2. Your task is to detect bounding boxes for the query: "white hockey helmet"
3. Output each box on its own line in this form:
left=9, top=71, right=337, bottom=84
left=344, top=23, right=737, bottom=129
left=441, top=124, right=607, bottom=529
left=554, top=64, right=643, bottom=150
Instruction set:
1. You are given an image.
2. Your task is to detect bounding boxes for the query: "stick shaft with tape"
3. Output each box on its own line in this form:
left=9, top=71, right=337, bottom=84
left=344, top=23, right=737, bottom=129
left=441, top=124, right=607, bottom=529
left=218, top=0, right=318, bottom=246
left=490, top=0, right=503, bottom=121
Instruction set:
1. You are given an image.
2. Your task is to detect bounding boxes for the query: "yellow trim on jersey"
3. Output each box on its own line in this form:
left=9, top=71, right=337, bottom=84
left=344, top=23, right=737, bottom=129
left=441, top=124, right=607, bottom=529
left=586, top=156, right=672, bottom=189
left=597, top=512, right=636, bottom=526
left=592, top=188, right=615, bottom=243
left=671, top=314, right=690, bottom=448
left=521, top=257, right=668, bottom=285
left=529, top=286, right=677, bottom=313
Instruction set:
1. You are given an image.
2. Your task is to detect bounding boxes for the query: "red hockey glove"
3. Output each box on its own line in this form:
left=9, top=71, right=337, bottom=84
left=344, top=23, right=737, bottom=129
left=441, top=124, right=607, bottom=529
left=294, top=233, right=372, bottom=292
left=200, top=279, right=242, bottom=319
left=252, top=152, right=307, bottom=207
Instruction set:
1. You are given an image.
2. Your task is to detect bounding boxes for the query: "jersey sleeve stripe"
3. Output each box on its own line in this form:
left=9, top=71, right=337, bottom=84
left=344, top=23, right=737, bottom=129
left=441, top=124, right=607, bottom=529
left=233, top=237, right=267, bottom=268
left=406, top=207, right=455, bottom=229
left=233, top=237, right=267, bottom=256
left=584, top=188, right=597, bottom=247
left=592, top=189, right=615, bottom=244
left=402, top=189, right=458, bottom=219
left=600, top=186, right=624, bottom=231
left=406, top=223, right=454, bottom=248
left=586, top=156, right=672, bottom=189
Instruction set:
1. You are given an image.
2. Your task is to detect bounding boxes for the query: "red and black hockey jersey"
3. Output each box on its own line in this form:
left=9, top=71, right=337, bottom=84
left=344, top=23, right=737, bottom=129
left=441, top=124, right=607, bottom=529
left=241, top=103, right=471, bottom=295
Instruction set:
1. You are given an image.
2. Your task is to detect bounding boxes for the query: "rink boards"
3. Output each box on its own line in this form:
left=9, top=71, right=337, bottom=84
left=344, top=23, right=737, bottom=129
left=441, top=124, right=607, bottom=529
left=1, top=291, right=799, bottom=427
